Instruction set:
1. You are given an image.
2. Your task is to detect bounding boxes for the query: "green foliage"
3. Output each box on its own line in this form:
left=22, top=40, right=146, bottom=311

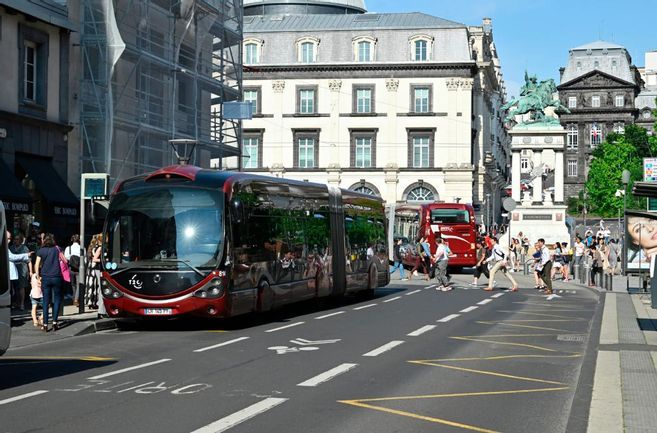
left=585, top=122, right=657, bottom=216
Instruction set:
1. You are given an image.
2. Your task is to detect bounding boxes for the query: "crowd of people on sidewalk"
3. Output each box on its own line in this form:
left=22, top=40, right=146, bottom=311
left=390, top=221, right=621, bottom=295
left=6, top=223, right=107, bottom=332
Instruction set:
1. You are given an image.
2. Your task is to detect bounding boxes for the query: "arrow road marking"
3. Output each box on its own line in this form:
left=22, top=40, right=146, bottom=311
left=268, top=346, right=319, bottom=354
left=290, top=338, right=341, bottom=346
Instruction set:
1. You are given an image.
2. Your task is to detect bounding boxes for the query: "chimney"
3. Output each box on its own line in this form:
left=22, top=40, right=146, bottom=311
left=482, top=17, right=492, bottom=34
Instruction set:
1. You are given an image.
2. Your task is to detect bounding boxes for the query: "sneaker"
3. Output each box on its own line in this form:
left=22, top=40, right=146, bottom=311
left=469, top=282, right=479, bottom=286
left=401, top=278, right=409, bottom=281
left=441, top=286, right=453, bottom=291
left=436, top=286, right=445, bottom=291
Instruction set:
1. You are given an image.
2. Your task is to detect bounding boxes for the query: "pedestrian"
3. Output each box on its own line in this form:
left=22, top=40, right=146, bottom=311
left=29, top=272, right=43, bottom=327
left=471, top=240, right=490, bottom=286
left=389, top=238, right=408, bottom=281
left=34, top=233, right=65, bottom=332
left=485, top=237, right=518, bottom=292
left=7, top=231, right=32, bottom=309
left=432, top=237, right=452, bottom=291
left=573, top=236, right=585, bottom=273
left=536, top=238, right=553, bottom=294
left=608, top=239, right=619, bottom=276
left=588, top=244, right=603, bottom=287
left=551, top=242, right=565, bottom=281
left=532, top=243, right=544, bottom=289
left=409, top=236, right=430, bottom=281
left=561, top=242, right=571, bottom=281
left=9, top=233, right=33, bottom=310
left=64, top=234, right=81, bottom=306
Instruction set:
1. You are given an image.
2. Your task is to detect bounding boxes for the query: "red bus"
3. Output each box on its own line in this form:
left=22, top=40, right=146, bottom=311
left=392, top=203, right=477, bottom=269
left=100, top=165, right=389, bottom=319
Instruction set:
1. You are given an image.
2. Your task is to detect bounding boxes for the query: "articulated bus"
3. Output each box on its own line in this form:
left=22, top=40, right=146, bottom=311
left=1, top=201, right=11, bottom=355
left=392, top=202, right=478, bottom=269
left=100, top=165, right=389, bottom=319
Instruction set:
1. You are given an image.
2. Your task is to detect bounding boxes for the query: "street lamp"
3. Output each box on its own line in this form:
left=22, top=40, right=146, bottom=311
left=485, top=193, right=491, bottom=232
left=621, top=169, right=631, bottom=275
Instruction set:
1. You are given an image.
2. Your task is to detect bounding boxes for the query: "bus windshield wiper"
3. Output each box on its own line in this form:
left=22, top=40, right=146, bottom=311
left=159, top=259, right=205, bottom=278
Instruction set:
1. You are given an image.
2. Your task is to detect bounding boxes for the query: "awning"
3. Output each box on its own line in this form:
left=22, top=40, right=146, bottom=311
left=15, top=155, right=79, bottom=218
left=0, top=159, right=32, bottom=214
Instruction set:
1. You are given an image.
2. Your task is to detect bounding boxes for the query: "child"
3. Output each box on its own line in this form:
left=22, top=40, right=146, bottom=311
left=30, top=273, right=43, bottom=327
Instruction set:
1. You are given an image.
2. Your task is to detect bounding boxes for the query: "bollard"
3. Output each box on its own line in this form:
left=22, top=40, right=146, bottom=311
left=584, top=264, right=591, bottom=286
left=573, top=264, right=580, bottom=282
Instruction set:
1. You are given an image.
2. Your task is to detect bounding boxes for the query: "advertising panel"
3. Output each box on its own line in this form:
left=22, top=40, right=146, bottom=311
left=624, top=210, right=657, bottom=273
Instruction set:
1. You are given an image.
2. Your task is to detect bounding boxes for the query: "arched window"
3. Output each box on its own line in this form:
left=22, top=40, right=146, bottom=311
left=243, top=38, right=263, bottom=65
left=296, top=37, right=320, bottom=63
left=409, top=35, right=434, bottom=61
left=348, top=181, right=380, bottom=196
left=352, top=36, right=376, bottom=62
left=407, top=186, right=435, bottom=202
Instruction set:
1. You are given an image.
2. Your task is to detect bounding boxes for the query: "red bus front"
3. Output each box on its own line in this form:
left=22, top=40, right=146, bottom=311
left=421, top=204, right=477, bottom=267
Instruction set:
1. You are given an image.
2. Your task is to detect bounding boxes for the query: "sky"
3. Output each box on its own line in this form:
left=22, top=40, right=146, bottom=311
left=366, top=0, right=657, bottom=98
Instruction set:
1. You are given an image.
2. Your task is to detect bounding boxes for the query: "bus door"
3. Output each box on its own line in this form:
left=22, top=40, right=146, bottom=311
left=0, top=202, right=11, bottom=355
left=328, top=186, right=346, bottom=296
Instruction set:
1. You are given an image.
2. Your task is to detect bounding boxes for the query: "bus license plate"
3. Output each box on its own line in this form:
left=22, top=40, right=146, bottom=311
left=144, top=308, right=173, bottom=316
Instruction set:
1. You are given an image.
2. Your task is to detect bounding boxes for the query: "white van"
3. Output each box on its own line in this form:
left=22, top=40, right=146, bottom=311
left=0, top=201, right=11, bottom=355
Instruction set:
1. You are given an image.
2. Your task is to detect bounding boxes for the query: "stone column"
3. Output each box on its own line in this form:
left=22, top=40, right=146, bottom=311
left=532, top=150, right=543, bottom=203
left=554, top=150, right=564, bottom=203
left=511, top=150, right=521, bottom=202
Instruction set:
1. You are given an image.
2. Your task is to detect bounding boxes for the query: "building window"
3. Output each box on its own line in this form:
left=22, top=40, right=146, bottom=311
left=297, top=86, right=317, bottom=114
left=411, top=85, right=431, bottom=113
left=591, top=95, right=600, bottom=108
left=19, top=25, right=48, bottom=112
left=521, top=157, right=529, bottom=171
left=354, top=185, right=375, bottom=195
left=590, top=123, right=602, bottom=148
left=407, top=186, right=435, bottom=202
left=243, top=87, right=260, bottom=115
left=350, top=129, right=377, bottom=168
left=613, top=123, right=625, bottom=134
left=297, top=37, right=319, bottom=63
left=567, top=160, right=578, bottom=177
left=594, top=60, right=599, bottom=68
left=409, top=35, right=433, bottom=61
left=412, top=137, right=430, bottom=167
left=242, top=137, right=260, bottom=169
left=615, top=95, right=624, bottom=107
left=576, top=61, right=582, bottom=72
left=352, top=36, right=376, bottom=62
left=567, top=125, right=578, bottom=150
left=407, top=130, right=435, bottom=168
left=353, top=85, right=374, bottom=113
left=293, top=130, right=320, bottom=168
left=24, top=41, right=37, bottom=102
left=611, top=60, right=617, bottom=72
left=244, top=43, right=259, bottom=64
left=568, top=96, right=577, bottom=109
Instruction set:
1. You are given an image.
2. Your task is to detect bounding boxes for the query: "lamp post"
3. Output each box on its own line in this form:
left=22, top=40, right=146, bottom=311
left=621, top=169, right=631, bottom=276
left=485, top=193, right=491, bottom=232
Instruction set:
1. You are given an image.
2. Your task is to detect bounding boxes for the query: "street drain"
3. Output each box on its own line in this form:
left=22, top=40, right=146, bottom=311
left=557, top=334, right=586, bottom=342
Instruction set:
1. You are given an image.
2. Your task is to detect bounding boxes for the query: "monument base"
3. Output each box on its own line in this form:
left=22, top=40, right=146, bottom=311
left=510, top=204, right=569, bottom=245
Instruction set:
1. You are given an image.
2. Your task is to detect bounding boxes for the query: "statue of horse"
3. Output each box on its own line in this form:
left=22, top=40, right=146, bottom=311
left=502, top=75, right=569, bottom=124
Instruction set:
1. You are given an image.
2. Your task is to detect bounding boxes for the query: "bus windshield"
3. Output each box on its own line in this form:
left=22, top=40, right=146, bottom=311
left=104, top=186, right=224, bottom=271
left=430, top=209, right=470, bottom=224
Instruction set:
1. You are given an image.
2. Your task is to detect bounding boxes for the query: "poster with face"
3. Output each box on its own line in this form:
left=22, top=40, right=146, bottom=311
left=625, top=210, right=657, bottom=273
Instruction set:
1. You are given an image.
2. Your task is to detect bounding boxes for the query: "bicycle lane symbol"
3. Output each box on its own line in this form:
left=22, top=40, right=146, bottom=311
left=268, top=338, right=341, bottom=355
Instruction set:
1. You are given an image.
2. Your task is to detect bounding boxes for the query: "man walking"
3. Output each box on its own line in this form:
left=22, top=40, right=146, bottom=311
left=432, top=237, right=452, bottom=291
left=389, top=238, right=408, bottom=281
left=485, top=237, right=518, bottom=292
left=537, top=238, right=553, bottom=294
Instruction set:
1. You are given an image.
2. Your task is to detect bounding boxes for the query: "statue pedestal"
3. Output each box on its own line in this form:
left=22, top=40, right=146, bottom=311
left=510, top=204, right=569, bottom=245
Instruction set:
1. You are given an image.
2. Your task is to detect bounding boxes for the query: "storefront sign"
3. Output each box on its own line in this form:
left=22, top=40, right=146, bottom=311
left=1, top=200, right=32, bottom=214
left=523, top=214, right=552, bottom=220
left=54, top=206, right=78, bottom=217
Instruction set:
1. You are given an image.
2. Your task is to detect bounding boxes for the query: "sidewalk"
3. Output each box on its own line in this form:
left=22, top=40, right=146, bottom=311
left=9, top=301, right=116, bottom=350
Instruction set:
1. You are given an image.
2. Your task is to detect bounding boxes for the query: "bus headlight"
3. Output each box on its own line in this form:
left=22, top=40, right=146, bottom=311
left=193, top=279, right=224, bottom=299
left=101, top=284, right=123, bottom=299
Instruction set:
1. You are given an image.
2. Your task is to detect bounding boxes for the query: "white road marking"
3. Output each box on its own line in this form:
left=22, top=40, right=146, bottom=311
left=477, top=299, right=493, bottom=305
left=406, top=290, right=421, bottom=296
left=460, top=306, right=479, bottom=313
left=194, top=337, right=251, bottom=353
left=264, top=322, right=305, bottom=333
left=426, top=284, right=437, bottom=289
left=363, top=340, right=405, bottom=357
left=0, top=390, right=48, bottom=406
left=297, top=363, right=358, bottom=387
left=491, top=293, right=505, bottom=298
left=407, top=325, right=436, bottom=336
left=87, top=358, right=171, bottom=380
left=314, top=311, right=345, bottom=320
left=383, top=296, right=402, bottom=303
left=353, top=304, right=377, bottom=310
left=190, top=397, right=288, bottom=433
left=437, top=314, right=460, bottom=323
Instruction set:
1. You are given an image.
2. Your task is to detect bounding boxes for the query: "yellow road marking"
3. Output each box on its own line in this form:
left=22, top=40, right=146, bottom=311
left=0, top=356, right=115, bottom=362
left=408, top=361, right=567, bottom=385
left=339, top=387, right=569, bottom=433
left=476, top=321, right=578, bottom=332
left=415, top=354, right=582, bottom=362
left=496, top=310, right=588, bottom=320
left=450, top=336, right=568, bottom=353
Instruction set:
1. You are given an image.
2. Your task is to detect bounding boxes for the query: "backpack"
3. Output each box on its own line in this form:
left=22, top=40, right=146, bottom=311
left=69, top=255, right=80, bottom=272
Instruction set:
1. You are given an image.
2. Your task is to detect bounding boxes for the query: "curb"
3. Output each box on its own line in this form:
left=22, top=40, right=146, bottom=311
left=74, top=319, right=118, bottom=336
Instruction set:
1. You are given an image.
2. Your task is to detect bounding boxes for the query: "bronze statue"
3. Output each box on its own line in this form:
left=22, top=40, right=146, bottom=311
left=502, top=72, right=570, bottom=124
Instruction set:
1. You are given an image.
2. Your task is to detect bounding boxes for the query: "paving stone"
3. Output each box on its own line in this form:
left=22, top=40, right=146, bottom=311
left=621, top=350, right=657, bottom=433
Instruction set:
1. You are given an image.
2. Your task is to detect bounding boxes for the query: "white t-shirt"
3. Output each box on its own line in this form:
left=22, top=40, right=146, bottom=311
left=575, top=242, right=585, bottom=257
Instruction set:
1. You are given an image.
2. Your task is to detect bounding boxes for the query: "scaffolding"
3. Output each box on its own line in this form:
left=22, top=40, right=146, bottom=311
left=80, top=0, right=243, bottom=182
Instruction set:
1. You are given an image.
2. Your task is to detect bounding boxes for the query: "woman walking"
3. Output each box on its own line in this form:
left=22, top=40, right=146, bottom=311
left=409, top=236, right=430, bottom=281
left=34, top=233, right=66, bottom=331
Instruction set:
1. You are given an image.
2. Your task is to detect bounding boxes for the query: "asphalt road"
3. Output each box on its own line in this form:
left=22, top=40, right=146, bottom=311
left=0, top=273, right=600, bottom=433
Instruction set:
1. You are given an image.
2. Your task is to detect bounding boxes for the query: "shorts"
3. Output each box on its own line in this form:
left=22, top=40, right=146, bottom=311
left=30, top=296, right=42, bottom=306
left=553, top=262, right=563, bottom=268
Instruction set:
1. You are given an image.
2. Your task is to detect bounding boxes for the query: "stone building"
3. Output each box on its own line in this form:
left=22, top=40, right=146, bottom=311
left=236, top=0, right=509, bottom=217
left=0, top=0, right=79, bottom=239
left=557, top=41, right=642, bottom=200
left=637, top=51, right=657, bottom=134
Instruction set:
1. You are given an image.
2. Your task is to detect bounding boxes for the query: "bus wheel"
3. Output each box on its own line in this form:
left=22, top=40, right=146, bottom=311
left=256, top=280, right=273, bottom=313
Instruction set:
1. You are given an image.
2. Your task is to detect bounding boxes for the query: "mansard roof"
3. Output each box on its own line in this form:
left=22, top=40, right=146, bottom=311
left=558, top=69, right=637, bottom=90
left=571, top=40, right=626, bottom=51
left=243, top=12, right=466, bottom=32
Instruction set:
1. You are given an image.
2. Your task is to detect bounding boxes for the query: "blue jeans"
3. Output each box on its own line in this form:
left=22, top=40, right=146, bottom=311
left=41, top=276, right=62, bottom=325
left=390, top=261, right=406, bottom=278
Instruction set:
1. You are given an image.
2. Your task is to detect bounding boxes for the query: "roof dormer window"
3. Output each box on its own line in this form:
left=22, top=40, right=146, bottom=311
left=353, top=36, right=376, bottom=62
left=243, top=38, right=263, bottom=65
left=297, top=37, right=319, bottom=63
left=409, top=35, right=434, bottom=61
